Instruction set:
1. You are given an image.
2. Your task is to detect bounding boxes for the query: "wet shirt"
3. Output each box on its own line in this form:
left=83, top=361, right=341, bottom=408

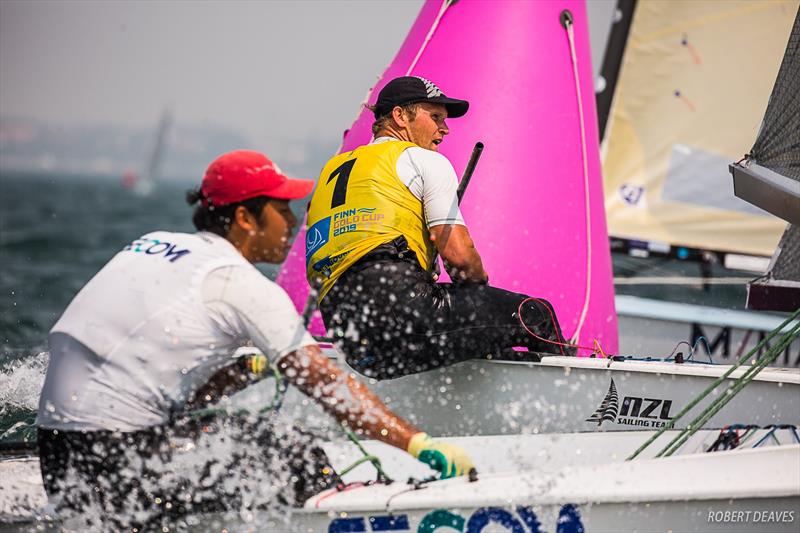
left=38, top=231, right=314, bottom=432
left=306, top=137, right=464, bottom=299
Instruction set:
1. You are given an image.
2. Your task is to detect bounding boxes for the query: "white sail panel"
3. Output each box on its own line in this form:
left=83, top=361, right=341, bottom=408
left=602, top=0, right=797, bottom=257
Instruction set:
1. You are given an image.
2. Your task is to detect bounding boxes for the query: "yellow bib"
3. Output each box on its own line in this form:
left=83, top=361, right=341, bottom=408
left=306, top=140, right=435, bottom=300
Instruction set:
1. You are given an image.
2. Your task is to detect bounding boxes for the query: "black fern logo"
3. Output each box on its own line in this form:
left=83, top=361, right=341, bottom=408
left=586, top=379, right=619, bottom=425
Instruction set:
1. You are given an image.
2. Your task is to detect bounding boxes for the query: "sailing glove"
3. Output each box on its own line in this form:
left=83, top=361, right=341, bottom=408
left=407, top=432, right=475, bottom=479
left=242, top=353, right=269, bottom=375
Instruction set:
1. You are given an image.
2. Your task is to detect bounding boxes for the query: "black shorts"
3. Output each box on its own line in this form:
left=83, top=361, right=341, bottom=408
left=38, top=413, right=339, bottom=530
left=320, top=238, right=569, bottom=380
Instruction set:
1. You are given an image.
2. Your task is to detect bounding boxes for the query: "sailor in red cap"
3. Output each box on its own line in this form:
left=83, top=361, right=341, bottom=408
left=37, top=149, right=473, bottom=529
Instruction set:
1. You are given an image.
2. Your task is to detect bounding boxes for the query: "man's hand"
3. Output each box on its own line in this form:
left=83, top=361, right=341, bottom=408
left=407, top=432, right=475, bottom=479
left=185, top=354, right=268, bottom=410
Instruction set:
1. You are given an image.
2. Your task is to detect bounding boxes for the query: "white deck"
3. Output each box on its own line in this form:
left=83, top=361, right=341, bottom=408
left=309, top=444, right=800, bottom=511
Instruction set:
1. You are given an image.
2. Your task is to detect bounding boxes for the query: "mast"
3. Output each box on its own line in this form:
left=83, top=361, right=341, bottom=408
left=131, top=109, right=173, bottom=196
left=595, top=0, right=637, bottom=142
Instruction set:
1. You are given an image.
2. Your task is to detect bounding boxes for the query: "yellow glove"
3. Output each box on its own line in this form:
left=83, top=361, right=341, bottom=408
left=407, top=432, right=475, bottom=479
left=244, top=354, right=268, bottom=375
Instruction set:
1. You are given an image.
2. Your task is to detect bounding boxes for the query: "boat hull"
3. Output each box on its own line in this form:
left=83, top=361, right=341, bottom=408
left=267, top=354, right=800, bottom=437
left=286, top=497, right=800, bottom=533
left=3, top=435, right=798, bottom=532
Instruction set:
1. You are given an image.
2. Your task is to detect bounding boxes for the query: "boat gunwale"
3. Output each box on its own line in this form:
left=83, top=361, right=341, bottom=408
left=306, top=444, right=800, bottom=511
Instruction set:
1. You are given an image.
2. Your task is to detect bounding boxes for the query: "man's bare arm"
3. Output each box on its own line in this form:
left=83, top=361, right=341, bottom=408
left=278, top=345, right=420, bottom=450
left=429, top=224, right=488, bottom=283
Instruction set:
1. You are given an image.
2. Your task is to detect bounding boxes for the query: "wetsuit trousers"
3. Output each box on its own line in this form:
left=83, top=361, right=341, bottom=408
left=38, top=413, right=338, bottom=529
left=320, top=246, right=568, bottom=380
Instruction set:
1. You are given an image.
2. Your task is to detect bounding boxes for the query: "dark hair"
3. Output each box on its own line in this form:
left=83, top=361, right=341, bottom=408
left=367, top=102, right=420, bottom=136
left=186, top=189, right=271, bottom=237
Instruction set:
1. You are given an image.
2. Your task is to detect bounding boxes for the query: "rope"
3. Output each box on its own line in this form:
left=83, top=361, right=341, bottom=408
left=517, top=297, right=568, bottom=356
left=737, top=425, right=761, bottom=447
left=627, top=307, right=800, bottom=460
left=706, top=424, right=800, bottom=452
left=406, top=0, right=451, bottom=75
left=340, top=425, right=392, bottom=484
left=656, top=320, right=799, bottom=458
left=562, top=12, right=593, bottom=344
left=752, top=426, right=782, bottom=448
left=517, top=296, right=616, bottom=358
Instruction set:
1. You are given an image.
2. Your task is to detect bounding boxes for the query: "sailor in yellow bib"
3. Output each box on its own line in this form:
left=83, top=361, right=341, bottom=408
left=307, top=76, right=568, bottom=380
left=306, top=140, right=435, bottom=300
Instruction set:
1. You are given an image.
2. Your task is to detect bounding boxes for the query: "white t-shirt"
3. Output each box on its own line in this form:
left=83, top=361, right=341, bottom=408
left=371, top=136, right=465, bottom=227
left=38, top=231, right=314, bottom=431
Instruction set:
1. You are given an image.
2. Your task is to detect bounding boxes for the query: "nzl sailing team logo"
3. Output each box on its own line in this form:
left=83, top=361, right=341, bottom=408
left=586, top=379, right=674, bottom=428
left=585, top=378, right=619, bottom=425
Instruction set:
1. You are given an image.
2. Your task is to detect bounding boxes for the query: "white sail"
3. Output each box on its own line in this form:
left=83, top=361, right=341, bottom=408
left=602, top=0, right=797, bottom=258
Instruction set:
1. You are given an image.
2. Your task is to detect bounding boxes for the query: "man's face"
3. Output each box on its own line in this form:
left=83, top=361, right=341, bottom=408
left=247, top=199, right=297, bottom=263
left=405, top=103, right=449, bottom=152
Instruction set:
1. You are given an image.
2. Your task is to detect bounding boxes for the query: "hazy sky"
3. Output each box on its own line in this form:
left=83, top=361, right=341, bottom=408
left=1, top=0, right=614, bottom=147
left=0, top=0, right=426, bottom=145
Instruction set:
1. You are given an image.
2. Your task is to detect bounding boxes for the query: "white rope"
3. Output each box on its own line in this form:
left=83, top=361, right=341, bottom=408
left=565, top=18, right=593, bottom=344
left=406, top=0, right=451, bottom=75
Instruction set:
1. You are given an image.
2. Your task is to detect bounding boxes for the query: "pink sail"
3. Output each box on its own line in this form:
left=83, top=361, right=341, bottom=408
left=278, top=0, right=618, bottom=355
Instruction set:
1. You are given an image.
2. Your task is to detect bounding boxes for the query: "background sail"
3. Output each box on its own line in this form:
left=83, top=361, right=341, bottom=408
left=601, top=0, right=797, bottom=258
left=279, top=0, right=618, bottom=354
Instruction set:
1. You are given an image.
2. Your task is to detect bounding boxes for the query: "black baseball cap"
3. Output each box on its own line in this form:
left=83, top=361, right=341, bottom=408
left=373, top=76, right=469, bottom=119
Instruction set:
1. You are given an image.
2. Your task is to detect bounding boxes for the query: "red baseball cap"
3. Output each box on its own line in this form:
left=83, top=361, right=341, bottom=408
left=201, top=150, right=314, bottom=206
